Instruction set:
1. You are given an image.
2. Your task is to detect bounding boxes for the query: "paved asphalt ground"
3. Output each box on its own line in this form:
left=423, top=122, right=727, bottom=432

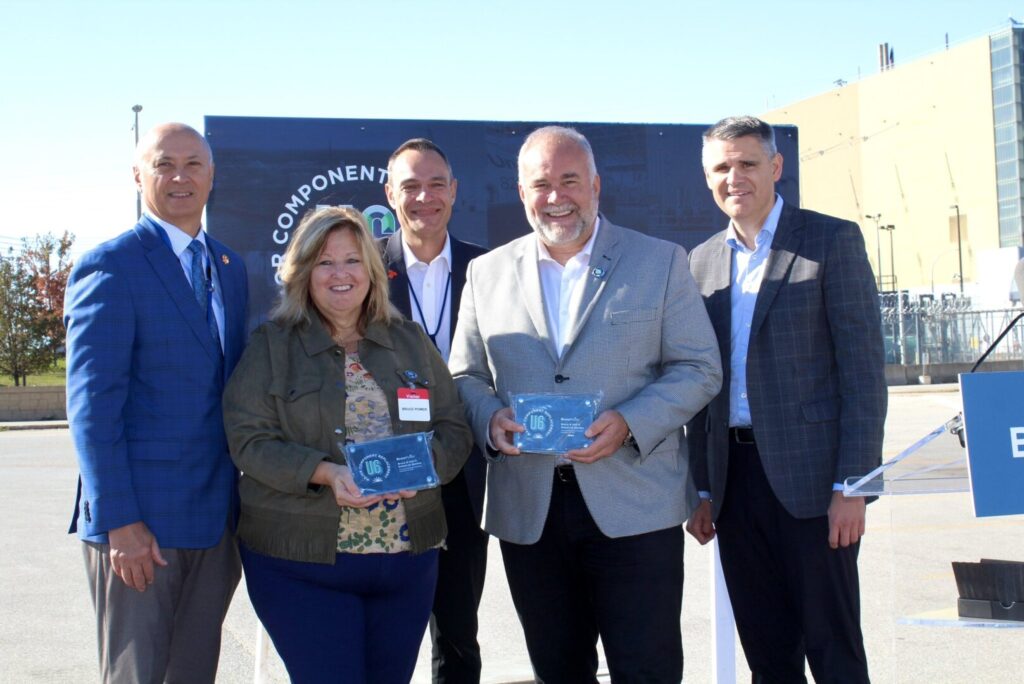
left=2, top=384, right=1023, bottom=683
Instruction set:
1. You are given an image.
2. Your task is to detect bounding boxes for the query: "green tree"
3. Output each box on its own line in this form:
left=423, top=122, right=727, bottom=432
left=0, top=253, right=49, bottom=385
left=19, top=231, right=74, bottom=361
left=0, top=232, right=75, bottom=386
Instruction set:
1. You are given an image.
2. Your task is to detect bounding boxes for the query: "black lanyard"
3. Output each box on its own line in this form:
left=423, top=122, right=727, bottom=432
left=407, top=270, right=452, bottom=349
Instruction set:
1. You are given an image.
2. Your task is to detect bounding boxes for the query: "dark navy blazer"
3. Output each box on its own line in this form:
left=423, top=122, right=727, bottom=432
left=380, top=229, right=488, bottom=523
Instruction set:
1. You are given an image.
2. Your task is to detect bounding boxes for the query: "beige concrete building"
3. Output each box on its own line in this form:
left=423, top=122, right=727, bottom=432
left=763, top=27, right=1024, bottom=305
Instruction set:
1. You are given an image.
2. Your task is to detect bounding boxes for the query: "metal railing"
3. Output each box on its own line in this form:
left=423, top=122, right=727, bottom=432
left=879, top=293, right=1024, bottom=366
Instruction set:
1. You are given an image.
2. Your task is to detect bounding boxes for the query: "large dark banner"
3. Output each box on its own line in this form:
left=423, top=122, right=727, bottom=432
left=205, top=116, right=799, bottom=330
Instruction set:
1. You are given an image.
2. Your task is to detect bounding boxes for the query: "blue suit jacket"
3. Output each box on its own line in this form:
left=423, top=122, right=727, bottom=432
left=379, top=229, right=488, bottom=523
left=65, top=216, right=249, bottom=548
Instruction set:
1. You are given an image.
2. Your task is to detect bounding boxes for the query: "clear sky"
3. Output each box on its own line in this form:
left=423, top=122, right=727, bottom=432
left=0, top=0, right=1015, bottom=255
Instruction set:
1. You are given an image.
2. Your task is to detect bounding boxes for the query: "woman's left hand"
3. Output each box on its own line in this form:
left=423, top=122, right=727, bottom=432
left=311, top=461, right=384, bottom=509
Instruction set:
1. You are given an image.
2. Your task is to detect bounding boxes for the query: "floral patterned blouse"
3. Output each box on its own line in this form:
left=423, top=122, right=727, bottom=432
left=336, top=351, right=411, bottom=554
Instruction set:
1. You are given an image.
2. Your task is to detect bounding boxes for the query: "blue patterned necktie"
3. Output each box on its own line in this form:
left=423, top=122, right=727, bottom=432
left=187, top=240, right=222, bottom=350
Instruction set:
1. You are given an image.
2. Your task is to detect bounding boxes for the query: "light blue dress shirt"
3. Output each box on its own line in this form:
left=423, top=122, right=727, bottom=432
left=726, top=195, right=784, bottom=427
left=146, top=212, right=226, bottom=351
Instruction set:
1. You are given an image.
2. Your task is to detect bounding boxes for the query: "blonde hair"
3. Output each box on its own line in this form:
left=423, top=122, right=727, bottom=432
left=270, top=206, right=392, bottom=332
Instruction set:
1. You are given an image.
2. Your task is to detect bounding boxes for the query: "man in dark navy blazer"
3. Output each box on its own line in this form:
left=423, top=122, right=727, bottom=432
left=380, top=138, right=488, bottom=684
left=687, top=116, right=886, bottom=683
left=65, top=123, right=248, bottom=683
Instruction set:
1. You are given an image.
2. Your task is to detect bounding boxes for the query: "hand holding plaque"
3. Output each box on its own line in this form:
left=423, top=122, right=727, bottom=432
left=511, top=392, right=603, bottom=454
left=342, top=432, right=439, bottom=496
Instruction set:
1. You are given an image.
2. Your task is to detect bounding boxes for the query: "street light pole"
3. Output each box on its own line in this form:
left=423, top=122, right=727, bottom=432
left=950, top=204, right=964, bottom=295
left=866, top=213, right=883, bottom=289
left=879, top=224, right=902, bottom=363
left=881, top=224, right=896, bottom=290
left=132, top=104, right=143, bottom=220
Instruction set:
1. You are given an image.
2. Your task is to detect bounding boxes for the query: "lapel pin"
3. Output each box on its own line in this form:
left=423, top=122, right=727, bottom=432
left=221, top=254, right=230, bottom=265
left=591, top=267, right=606, bottom=279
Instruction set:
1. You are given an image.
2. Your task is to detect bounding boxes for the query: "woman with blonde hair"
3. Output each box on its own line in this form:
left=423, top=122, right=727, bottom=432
left=224, top=206, right=472, bottom=683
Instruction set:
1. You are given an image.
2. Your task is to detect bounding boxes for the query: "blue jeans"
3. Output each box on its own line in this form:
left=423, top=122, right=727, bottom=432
left=241, top=545, right=439, bottom=684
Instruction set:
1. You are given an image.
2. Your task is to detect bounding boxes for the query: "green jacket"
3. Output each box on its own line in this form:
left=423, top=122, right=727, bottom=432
left=223, top=315, right=473, bottom=562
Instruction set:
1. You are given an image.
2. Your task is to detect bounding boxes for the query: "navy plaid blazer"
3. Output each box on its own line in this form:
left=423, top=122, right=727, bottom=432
left=687, top=204, right=886, bottom=519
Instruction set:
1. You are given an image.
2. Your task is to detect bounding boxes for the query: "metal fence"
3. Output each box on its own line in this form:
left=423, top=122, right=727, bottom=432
left=879, top=293, right=1024, bottom=366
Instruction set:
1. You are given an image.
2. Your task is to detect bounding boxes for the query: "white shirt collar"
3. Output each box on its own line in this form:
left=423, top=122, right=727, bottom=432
left=536, top=216, right=601, bottom=265
left=401, top=232, right=452, bottom=272
left=146, top=211, right=208, bottom=258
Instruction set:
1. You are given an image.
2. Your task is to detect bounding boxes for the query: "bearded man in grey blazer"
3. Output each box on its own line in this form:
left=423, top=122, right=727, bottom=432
left=686, top=116, right=886, bottom=683
left=449, top=126, right=722, bottom=683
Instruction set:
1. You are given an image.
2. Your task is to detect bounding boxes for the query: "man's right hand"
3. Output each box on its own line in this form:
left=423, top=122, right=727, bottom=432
left=108, top=521, right=168, bottom=592
left=685, top=499, right=716, bottom=545
left=488, top=407, right=524, bottom=455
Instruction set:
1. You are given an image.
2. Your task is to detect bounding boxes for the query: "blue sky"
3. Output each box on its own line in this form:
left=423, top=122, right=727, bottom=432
left=0, top=0, right=1015, bottom=255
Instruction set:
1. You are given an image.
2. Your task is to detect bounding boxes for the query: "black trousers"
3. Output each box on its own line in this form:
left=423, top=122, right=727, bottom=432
left=430, top=469, right=490, bottom=684
left=716, top=439, right=870, bottom=684
left=500, top=467, right=684, bottom=684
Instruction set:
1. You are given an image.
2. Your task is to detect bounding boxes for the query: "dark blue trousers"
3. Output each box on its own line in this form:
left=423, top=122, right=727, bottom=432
left=241, top=545, right=439, bottom=684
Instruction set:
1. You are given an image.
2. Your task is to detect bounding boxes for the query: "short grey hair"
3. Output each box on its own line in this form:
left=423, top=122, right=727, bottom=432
left=518, top=125, right=597, bottom=181
left=701, top=116, right=777, bottom=166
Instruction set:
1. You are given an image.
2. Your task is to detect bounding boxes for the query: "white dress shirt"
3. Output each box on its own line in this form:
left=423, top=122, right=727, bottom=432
left=147, top=212, right=225, bottom=351
left=537, top=218, right=601, bottom=357
left=402, top=233, right=453, bottom=361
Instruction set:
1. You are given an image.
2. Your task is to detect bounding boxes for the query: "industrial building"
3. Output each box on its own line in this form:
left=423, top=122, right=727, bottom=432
left=763, top=24, right=1024, bottom=308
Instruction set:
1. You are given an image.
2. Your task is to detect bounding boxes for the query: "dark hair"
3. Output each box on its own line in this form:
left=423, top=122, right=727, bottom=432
left=702, top=116, right=777, bottom=163
left=387, top=138, right=453, bottom=178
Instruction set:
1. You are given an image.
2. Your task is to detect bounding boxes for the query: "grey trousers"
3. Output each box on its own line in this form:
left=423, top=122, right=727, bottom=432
left=83, top=526, right=241, bottom=684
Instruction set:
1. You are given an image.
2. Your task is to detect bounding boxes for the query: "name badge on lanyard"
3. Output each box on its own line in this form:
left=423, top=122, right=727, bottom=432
left=398, top=387, right=431, bottom=422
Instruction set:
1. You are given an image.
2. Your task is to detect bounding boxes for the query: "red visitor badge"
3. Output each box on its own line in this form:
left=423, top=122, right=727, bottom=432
left=397, top=388, right=431, bottom=422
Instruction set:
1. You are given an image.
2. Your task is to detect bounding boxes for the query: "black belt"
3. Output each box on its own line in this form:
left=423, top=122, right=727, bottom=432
left=554, top=465, right=576, bottom=483
left=729, top=427, right=756, bottom=445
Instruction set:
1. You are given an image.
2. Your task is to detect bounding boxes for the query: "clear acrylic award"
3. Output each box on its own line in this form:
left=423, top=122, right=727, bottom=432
left=342, top=432, right=439, bottom=495
left=512, top=392, right=602, bottom=454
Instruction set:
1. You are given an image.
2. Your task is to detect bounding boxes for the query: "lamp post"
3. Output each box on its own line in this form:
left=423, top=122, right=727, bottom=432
left=866, top=213, right=883, bottom=289
left=950, top=204, right=964, bottom=295
left=132, top=104, right=143, bottom=220
left=879, top=224, right=902, bottom=363
left=880, top=224, right=896, bottom=290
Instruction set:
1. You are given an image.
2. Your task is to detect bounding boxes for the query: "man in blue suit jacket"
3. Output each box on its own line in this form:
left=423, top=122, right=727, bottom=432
left=687, top=116, right=886, bottom=683
left=65, top=123, right=249, bottom=683
left=380, top=138, right=489, bottom=684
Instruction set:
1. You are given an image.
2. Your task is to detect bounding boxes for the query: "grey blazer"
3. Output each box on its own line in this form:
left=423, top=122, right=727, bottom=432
left=687, top=204, right=887, bottom=520
left=449, top=219, right=722, bottom=544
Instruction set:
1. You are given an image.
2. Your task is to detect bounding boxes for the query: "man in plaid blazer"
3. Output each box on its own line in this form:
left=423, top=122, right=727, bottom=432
left=686, top=116, right=886, bottom=683
left=65, top=123, right=248, bottom=682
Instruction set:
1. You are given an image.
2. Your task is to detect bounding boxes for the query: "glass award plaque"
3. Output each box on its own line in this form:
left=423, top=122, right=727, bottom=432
left=512, top=393, right=600, bottom=454
left=342, top=432, right=439, bottom=495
